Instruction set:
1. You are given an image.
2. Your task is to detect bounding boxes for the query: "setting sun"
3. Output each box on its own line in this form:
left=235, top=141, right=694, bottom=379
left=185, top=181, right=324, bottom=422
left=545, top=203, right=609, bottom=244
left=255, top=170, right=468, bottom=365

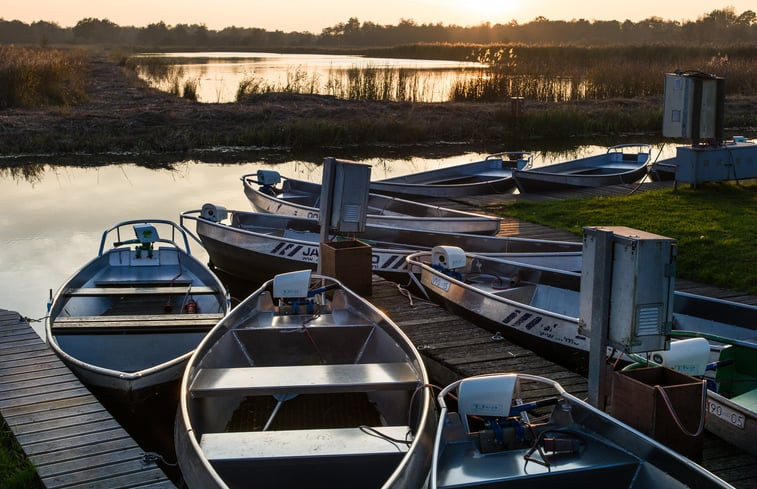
left=435, top=0, right=519, bottom=25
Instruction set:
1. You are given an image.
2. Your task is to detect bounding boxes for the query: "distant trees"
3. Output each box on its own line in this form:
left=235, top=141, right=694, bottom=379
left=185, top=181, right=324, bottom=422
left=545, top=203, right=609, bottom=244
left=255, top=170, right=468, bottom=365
left=0, top=7, right=755, bottom=49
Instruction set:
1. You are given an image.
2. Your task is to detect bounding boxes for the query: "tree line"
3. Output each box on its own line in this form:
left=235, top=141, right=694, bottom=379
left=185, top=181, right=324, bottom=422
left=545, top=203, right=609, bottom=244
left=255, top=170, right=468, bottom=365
left=1, top=7, right=755, bottom=50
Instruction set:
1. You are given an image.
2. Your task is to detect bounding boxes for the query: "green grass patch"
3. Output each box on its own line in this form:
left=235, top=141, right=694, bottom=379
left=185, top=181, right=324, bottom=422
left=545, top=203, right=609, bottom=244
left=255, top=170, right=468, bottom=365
left=1, top=418, right=41, bottom=489
left=487, top=182, right=757, bottom=294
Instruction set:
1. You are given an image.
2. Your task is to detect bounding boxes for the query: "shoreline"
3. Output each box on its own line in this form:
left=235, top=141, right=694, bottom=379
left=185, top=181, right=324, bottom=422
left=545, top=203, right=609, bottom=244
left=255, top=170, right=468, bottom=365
left=2, top=53, right=755, bottom=163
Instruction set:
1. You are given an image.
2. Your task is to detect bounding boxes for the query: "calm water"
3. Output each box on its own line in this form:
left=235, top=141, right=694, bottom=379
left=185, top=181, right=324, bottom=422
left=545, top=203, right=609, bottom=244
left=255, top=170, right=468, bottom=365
left=132, top=51, right=485, bottom=103
left=0, top=144, right=677, bottom=337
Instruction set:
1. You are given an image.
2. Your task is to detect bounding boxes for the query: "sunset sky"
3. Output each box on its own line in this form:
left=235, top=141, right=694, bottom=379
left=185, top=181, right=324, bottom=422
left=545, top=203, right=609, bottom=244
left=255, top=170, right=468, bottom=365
left=3, top=1, right=752, bottom=32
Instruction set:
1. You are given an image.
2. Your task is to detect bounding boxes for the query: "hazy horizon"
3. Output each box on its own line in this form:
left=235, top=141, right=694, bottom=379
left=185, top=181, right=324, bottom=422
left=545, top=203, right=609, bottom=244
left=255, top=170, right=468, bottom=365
left=3, top=1, right=754, bottom=33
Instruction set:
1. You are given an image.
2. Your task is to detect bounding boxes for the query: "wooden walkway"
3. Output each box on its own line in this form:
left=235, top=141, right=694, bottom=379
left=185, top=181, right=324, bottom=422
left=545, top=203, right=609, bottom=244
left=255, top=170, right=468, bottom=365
left=0, top=310, right=175, bottom=489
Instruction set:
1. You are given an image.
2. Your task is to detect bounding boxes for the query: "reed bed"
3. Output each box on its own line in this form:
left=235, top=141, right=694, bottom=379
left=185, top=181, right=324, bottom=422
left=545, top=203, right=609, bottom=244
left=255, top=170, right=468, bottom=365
left=0, top=46, right=87, bottom=108
left=232, top=44, right=757, bottom=104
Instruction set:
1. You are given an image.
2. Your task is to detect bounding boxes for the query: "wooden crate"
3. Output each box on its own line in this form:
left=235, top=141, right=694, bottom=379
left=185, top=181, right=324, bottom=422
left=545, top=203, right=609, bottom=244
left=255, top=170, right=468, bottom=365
left=320, top=240, right=372, bottom=296
left=612, top=366, right=704, bottom=462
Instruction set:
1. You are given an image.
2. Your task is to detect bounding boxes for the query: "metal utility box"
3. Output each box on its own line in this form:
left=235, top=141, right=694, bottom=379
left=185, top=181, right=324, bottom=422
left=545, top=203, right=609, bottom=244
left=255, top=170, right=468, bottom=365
left=319, top=158, right=371, bottom=234
left=582, top=226, right=676, bottom=353
left=662, top=72, right=724, bottom=144
left=674, top=138, right=757, bottom=185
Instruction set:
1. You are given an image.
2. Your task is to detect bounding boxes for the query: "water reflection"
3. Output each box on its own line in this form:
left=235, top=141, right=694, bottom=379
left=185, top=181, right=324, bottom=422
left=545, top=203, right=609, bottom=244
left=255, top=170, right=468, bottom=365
left=0, top=144, right=681, bottom=336
left=130, top=52, right=485, bottom=103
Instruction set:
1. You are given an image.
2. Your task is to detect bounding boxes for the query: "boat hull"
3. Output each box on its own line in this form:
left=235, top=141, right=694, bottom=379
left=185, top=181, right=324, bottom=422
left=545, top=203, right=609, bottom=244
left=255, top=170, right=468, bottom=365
left=432, top=374, right=732, bottom=488
left=514, top=164, right=649, bottom=192
left=370, top=156, right=523, bottom=198
left=175, top=273, right=435, bottom=489
left=46, top=220, right=229, bottom=408
left=415, top=261, right=588, bottom=372
left=242, top=173, right=502, bottom=235
left=513, top=144, right=651, bottom=193
left=184, top=209, right=583, bottom=287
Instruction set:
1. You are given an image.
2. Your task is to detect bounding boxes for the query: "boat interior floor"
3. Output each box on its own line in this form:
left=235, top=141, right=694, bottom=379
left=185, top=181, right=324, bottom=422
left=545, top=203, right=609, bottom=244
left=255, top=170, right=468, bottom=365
left=226, top=392, right=382, bottom=432
left=437, top=424, right=646, bottom=489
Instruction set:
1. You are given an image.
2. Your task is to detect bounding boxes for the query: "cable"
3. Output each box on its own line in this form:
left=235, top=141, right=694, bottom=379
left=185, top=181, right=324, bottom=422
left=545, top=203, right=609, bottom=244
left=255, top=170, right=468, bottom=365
left=358, top=425, right=409, bottom=450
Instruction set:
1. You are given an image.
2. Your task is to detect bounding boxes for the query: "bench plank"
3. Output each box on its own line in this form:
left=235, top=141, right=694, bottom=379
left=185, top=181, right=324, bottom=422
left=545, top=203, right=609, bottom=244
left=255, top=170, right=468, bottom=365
left=201, top=426, right=410, bottom=461
left=190, top=362, right=419, bottom=397
left=64, top=285, right=217, bottom=296
left=52, top=313, right=224, bottom=332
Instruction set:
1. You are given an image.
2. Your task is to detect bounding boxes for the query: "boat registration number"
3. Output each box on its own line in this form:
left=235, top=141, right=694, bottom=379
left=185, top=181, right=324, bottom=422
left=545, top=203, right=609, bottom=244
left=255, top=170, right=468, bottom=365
left=707, top=399, right=745, bottom=429
left=431, top=275, right=451, bottom=292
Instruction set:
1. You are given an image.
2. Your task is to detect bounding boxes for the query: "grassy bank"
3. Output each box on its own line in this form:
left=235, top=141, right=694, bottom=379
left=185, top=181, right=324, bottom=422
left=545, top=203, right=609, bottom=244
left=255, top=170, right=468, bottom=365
left=1, top=418, right=41, bottom=489
left=487, top=182, right=757, bottom=295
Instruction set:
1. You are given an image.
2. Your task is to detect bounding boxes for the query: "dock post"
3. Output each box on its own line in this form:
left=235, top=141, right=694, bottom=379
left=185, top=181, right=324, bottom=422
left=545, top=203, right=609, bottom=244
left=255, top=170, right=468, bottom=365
left=580, top=227, right=614, bottom=409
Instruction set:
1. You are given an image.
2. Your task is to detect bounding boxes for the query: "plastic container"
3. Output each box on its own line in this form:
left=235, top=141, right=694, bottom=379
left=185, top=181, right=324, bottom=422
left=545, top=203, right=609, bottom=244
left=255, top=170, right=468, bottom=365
left=651, top=337, right=711, bottom=377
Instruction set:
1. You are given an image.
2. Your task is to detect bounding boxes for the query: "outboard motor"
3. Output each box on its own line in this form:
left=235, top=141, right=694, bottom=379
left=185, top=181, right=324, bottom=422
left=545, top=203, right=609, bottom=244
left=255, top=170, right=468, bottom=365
left=431, top=246, right=467, bottom=280
left=256, top=170, right=281, bottom=196
left=201, top=203, right=228, bottom=223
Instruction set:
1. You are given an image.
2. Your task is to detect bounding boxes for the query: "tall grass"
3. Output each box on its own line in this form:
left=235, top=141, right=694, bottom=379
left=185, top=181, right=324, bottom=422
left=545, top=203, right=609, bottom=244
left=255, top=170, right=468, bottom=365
left=0, top=46, right=87, bottom=108
left=181, top=77, right=200, bottom=101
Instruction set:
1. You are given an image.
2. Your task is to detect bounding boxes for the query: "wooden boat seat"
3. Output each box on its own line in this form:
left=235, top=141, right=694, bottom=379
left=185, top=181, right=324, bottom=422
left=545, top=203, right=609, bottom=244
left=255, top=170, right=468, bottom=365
left=51, top=313, right=224, bottom=333
left=200, top=425, right=410, bottom=462
left=189, top=362, right=419, bottom=398
left=64, top=285, right=218, bottom=296
left=94, top=279, right=193, bottom=287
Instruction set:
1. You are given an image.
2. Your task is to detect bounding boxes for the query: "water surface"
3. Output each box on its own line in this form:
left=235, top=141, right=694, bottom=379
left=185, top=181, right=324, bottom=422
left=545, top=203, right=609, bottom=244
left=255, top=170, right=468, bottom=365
left=0, top=144, right=676, bottom=337
left=131, top=51, right=485, bottom=103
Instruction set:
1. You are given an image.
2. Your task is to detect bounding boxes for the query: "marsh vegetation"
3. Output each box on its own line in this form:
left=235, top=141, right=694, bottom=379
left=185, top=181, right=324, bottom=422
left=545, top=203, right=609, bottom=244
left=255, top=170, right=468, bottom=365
left=0, top=46, right=87, bottom=108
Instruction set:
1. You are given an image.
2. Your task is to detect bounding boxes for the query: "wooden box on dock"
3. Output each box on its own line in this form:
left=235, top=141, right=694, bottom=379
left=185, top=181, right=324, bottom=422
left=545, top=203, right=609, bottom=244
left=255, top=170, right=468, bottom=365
left=612, top=366, right=704, bottom=462
left=321, top=240, right=372, bottom=296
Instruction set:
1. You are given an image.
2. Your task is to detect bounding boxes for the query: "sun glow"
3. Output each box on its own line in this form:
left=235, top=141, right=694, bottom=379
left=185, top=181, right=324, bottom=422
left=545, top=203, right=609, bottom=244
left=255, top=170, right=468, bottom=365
left=435, top=0, right=520, bottom=26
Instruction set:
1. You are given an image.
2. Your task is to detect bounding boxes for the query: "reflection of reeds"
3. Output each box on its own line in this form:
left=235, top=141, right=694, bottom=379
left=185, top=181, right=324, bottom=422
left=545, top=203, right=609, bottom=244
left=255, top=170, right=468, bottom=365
left=237, top=66, right=429, bottom=102
left=0, top=46, right=87, bottom=108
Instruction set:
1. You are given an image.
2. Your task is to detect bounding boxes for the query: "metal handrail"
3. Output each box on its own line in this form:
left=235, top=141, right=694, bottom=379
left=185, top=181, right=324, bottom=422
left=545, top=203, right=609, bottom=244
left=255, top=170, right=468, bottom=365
left=97, top=218, right=192, bottom=256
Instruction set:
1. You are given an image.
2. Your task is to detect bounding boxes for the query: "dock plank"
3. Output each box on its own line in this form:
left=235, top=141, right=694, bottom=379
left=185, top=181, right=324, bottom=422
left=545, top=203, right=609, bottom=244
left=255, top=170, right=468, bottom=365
left=0, top=311, right=176, bottom=489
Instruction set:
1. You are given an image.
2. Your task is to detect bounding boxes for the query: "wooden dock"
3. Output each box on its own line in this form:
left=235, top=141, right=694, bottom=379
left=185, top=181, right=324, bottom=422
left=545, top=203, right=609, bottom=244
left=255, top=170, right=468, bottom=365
left=0, top=309, right=175, bottom=489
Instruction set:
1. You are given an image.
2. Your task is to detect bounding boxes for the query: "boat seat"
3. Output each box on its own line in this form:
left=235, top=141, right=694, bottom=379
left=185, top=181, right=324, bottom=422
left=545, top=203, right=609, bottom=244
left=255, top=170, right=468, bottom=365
left=51, top=313, right=224, bottom=333
left=730, top=389, right=757, bottom=413
left=93, top=279, right=194, bottom=287
left=63, top=285, right=218, bottom=296
left=200, top=425, right=410, bottom=462
left=189, top=362, right=419, bottom=398
left=562, top=167, right=602, bottom=175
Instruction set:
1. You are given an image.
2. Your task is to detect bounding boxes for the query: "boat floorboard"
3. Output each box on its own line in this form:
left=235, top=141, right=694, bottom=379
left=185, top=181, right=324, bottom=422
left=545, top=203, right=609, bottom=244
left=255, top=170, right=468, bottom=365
left=0, top=310, right=176, bottom=489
